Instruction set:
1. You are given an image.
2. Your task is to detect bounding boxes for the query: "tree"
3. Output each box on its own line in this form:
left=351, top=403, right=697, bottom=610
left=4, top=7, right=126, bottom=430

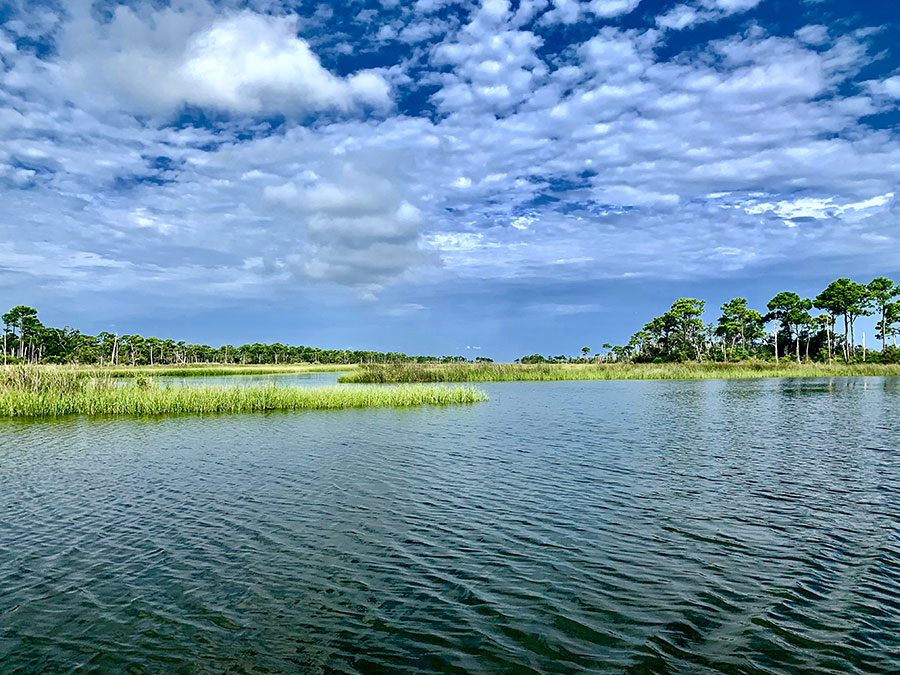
left=715, top=298, right=764, bottom=360
left=812, top=314, right=834, bottom=363
left=876, top=301, right=900, bottom=349
left=767, top=292, right=811, bottom=365
left=646, top=298, right=706, bottom=361
left=867, top=277, right=898, bottom=353
left=2, top=306, right=40, bottom=361
left=814, top=279, right=870, bottom=361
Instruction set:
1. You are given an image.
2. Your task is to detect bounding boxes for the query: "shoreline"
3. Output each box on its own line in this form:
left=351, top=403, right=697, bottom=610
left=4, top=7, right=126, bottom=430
left=338, top=362, right=900, bottom=383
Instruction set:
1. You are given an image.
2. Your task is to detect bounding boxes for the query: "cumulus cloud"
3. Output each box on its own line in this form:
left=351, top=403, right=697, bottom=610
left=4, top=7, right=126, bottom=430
left=264, top=167, right=429, bottom=290
left=656, top=5, right=705, bottom=30
left=589, top=0, right=642, bottom=18
left=59, top=7, right=390, bottom=115
left=704, top=0, right=763, bottom=11
left=657, top=0, right=762, bottom=31
left=866, top=75, right=900, bottom=98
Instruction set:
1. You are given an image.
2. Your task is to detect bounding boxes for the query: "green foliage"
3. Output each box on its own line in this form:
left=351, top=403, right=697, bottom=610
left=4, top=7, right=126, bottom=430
left=631, top=298, right=705, bottom=362
left=0, top=306, right=475, bottom=366
left=868, top=277, right=899, bottom=350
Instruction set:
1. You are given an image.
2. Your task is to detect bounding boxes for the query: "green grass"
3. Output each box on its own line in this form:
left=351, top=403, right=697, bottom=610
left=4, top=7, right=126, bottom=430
left=92, top=363, right=357, bottom=378
left=338, top=361, right=900, bottom=383
left=0, top=366, right=487, bottom=417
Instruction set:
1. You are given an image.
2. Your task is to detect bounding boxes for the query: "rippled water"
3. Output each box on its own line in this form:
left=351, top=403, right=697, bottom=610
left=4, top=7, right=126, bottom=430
left=2, top=377, right=899, bottom=673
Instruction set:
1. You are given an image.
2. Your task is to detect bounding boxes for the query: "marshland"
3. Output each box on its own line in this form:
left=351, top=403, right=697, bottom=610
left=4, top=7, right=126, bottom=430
left=339, top=360, right=900, bottom=383
left=0, top=365, right=486, bottom=417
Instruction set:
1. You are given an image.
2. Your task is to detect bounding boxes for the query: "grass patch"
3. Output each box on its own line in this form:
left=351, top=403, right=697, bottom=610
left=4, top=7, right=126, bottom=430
left=93, top=364, right=357, bottom=378
left=338, top=361, right=900, bottom=383
left=0, top=366, right=486, bottom=417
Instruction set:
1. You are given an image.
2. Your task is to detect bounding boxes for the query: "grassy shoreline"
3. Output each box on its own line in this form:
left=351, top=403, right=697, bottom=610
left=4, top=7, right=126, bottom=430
left=0, top=366, right=486, bottom=417
left=93, top=363, right=357, bottom=378
left=338, top=361, right=900, bottom=383
left=0, top=383, right=487, bottom=417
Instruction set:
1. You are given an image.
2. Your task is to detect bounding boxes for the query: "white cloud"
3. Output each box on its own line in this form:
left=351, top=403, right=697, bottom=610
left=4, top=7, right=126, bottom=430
left=867, top=75, right=900, bottom=99
left=589, top=0, right=642, bottom=18
left=704, top=0, right=763, bottom=11
left=59, top=8, right=390, bottom=116
left=656, top=5, right=705, bottom=30
left=657, top=0, right=762, bottom=31
left=795, top=24, right=829, bottom=46
left=264, top=168, right=429, bottom=290
left=0, top=31, right=16, bottom=57
left=744, top=192, right=895, bottom=221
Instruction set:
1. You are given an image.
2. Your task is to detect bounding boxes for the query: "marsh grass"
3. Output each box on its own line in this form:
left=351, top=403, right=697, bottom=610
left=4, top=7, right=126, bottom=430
left=339, top=361, right=900, bottom=383
left=98, top=364, right=357, bottom=378
left=0, top=365, right=486, bottom=417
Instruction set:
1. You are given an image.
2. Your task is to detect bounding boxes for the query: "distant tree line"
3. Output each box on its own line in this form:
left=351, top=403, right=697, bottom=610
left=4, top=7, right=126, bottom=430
left=519, top=277, right=900, bottom=365
left=0, top=306, right=472, bottom=366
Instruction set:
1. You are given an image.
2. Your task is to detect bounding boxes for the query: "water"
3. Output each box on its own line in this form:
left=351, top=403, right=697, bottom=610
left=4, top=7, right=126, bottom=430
left=2, top=377, right=899, bottom=673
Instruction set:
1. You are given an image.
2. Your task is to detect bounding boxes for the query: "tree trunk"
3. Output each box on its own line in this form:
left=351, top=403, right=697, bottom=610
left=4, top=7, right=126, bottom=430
left=773, top=321, right=779, bottom=364
left=795, top=332, right=801, bottom=365
left=843, top=313, right=850, bottom=362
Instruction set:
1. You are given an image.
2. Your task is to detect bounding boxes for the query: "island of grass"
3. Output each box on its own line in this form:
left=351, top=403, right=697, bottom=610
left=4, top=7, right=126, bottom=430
left=0, top=366, right=486, bottom=417
left=96, top=363, right=357, bottom=378
left=338, top=361, right=900, bottom=383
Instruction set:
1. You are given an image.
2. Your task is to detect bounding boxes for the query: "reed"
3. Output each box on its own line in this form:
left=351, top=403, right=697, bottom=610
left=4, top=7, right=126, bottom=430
left=339, top=361, right=900, bottom=383
left=0, top=366, right=486, bottom=417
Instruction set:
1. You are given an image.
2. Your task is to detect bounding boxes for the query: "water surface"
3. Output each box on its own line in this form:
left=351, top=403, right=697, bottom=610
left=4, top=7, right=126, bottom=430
left=2, top=377, right=899, bottom=673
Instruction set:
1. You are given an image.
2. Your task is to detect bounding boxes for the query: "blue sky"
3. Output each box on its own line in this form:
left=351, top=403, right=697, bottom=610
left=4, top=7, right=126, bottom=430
left=1, top=0, right=898, bottom=359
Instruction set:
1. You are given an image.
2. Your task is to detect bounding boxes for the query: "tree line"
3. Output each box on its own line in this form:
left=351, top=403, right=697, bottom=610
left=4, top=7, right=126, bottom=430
left=519, top=277, right=900, bottom=365
left=0, top=306, right=473, bottom=366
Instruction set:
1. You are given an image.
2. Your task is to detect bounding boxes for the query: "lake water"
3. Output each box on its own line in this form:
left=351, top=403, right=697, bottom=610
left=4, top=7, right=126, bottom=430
left=2, top=377, right=899, bottom=673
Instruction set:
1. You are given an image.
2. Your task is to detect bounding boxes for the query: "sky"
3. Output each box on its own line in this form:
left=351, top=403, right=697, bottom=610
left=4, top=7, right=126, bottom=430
left=1, top=0, right=898, bottom=359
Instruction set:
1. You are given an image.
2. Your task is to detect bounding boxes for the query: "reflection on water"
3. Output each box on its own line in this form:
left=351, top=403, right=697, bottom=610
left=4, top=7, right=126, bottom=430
left=1, top=377, right=899, bottom=672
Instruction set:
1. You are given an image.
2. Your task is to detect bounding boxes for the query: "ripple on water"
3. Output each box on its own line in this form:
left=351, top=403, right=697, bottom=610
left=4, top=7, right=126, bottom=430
left=1, top=377, right=900, bottom=673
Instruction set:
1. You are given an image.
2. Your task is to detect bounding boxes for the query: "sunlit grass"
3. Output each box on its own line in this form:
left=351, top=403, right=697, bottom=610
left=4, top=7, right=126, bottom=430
left=339, top=361, right=900, bottom=383
left=0, top=365, right=486, bottom=417
left=93, top=363, right=357, bottom=378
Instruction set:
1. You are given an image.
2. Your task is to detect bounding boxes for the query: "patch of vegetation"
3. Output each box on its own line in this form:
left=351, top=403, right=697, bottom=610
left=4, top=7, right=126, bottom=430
left=99, top=364, right=356, bottom=378
left=339, top=361, right=900, bottom=383
left=0, top=366, right=487, bottom=417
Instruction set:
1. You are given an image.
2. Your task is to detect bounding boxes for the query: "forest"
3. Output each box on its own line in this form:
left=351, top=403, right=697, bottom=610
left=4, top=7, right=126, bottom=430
left=519, top=277, right=899, bottom=365
left=0, top=305, right=474, bottom=366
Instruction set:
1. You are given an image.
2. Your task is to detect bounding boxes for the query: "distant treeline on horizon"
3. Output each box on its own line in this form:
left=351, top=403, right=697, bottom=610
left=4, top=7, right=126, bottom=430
left=0, top=306, right=493, bottom=366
